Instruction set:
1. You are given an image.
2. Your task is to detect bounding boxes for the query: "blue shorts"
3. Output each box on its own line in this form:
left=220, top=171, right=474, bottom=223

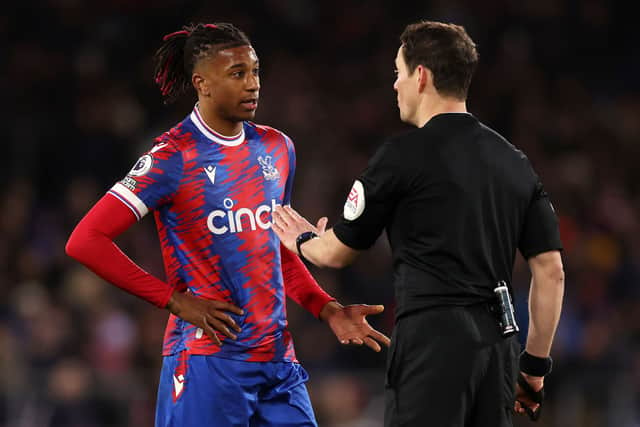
left=155, top=352, right=317, bottom=427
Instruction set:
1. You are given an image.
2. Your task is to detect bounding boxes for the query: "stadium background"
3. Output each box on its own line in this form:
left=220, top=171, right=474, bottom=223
left=2, top=1, right=639, bottom=426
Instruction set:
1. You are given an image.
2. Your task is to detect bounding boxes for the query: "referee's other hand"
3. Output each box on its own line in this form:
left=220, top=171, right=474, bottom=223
left=515, top=373, right=543, bottom=417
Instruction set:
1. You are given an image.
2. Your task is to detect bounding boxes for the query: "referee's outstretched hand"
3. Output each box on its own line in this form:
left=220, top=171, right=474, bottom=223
left=166, top=290, right=244, bottom=345
left=320, top=301, right=391, bottom=352
left=272, top=205, right=327, bottom=253
left=515, top=372, right=544, bottom=420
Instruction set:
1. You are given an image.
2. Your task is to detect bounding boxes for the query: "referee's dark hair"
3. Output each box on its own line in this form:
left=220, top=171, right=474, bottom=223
left=153, top=23, right=251, bottom=104
left=400, top=21, right=478, bottom=100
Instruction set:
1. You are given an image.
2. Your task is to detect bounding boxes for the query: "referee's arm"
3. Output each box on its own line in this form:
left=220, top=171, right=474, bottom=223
left=525, top=250, right=565, bottom=358
left=297, top=228, right=359, bottom=268
left=272, top=206, right=360, bottom=268
left=274, top=141, right=400, bottom=268
left=515, top=174, right=565, bottom=416
left=518, top=180, right=565, bottom=360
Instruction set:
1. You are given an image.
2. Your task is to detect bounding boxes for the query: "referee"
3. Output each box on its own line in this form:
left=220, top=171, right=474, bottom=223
left=273, top=20, right=564, bottom=427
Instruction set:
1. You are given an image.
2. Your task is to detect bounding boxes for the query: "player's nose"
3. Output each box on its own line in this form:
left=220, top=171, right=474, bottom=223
left=246, top=75, right=260, bottom=92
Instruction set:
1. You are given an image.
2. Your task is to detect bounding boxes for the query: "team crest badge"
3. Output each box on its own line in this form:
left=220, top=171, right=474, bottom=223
left=258, top=156, right=280, bottom=181
left=343, top=180, right=365, bottom=220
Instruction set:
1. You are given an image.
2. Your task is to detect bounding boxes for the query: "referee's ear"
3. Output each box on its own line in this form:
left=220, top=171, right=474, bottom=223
left=416, top=65, right=431, bottom=93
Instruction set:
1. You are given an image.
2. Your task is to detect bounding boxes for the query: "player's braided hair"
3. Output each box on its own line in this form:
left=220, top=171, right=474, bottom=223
left=153, top=22, right=251, bottom=104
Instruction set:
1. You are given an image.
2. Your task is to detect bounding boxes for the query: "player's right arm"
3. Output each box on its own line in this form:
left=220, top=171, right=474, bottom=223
left=66, top=140, right=242, bottom=344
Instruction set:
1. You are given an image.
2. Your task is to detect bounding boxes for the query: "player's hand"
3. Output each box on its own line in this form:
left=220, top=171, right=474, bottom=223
left=166, top=291, right=244, bottom=345
left=272, top=205, right=327, bottom=253
left=515, top=372, right=544, bottom=420
left=319, top=301, right=391, bottom=352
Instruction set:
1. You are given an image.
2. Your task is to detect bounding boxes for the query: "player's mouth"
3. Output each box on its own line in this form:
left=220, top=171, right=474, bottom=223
left=240, top=98, right=258, bottom=111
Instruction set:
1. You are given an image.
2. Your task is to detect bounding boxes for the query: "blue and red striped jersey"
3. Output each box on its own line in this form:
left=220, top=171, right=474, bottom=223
left=109, top=105, right=297, bottom=362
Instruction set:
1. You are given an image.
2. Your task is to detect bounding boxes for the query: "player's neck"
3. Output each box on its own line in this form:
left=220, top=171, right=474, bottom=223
left=415, top=96, right=467, bottom=128
left=196, top=103, right=243, bottom=137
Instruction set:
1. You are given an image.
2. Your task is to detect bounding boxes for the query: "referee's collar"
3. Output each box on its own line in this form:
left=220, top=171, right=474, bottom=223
left=189, top=104, right=246, bottom=146
left=423, top=112, right=475, bottom=126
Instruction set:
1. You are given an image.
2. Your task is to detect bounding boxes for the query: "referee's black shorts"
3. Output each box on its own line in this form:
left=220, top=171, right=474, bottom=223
left=384, top=304, right=520, bottom=427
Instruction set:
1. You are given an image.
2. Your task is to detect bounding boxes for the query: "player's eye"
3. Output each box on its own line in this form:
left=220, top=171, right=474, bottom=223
left=253, top=68, right=260, bottom=76
left=232, top=71, right=244, bottom=78
left=393, top=68, right=399, bottom=76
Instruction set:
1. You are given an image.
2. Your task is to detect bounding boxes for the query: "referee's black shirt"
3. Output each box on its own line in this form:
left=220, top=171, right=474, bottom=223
left=333, top=113, right=562, bottom=318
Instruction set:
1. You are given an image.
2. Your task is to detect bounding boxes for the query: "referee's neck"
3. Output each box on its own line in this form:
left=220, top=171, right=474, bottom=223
left=416, top=97, right=467, bottom=128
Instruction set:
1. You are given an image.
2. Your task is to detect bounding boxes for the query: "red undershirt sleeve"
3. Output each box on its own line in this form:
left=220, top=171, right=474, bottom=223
left=281, top=243, right=335, bottom=318
left=65, top=193, right=176, bottom=308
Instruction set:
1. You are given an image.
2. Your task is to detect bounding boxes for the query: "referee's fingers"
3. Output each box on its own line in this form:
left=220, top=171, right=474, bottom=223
left=271, top=220, right=285, bottom=235
left=272, top=208, right=289, bottom=227
left=316, top=217, right=328, bottom=233
left=284, top=205, right=304, bottom=221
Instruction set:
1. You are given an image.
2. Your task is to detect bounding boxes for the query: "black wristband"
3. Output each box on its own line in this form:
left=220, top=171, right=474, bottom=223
left=519, top=351, right=553, bottom=377
left=296, top=231, right=318, bottom=263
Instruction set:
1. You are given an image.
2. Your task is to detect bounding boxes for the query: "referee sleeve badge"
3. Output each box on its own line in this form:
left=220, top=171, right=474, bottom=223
left=343, top=180, right=366, bottom=220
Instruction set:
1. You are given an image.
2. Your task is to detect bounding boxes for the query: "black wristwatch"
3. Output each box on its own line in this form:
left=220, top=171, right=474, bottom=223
left=519, top=351, right=553, bottom=377
left=295, top=231, right=318, bottom=263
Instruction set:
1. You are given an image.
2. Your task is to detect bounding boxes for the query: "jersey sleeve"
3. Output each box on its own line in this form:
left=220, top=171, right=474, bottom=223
left=65, top=193, right=176, bottom=308
left=282, top=134, right=296, bottom=206
left=333, top=141, right=402, bottom=250
left=281, top=243, right=335, bottom=318
left=518, top=179, right=563, bottom=259
left=107, top=139, right=183, bottom=220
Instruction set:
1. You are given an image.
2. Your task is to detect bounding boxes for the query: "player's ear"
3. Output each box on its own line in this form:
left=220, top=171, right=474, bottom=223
left=192, top=72, right=210, bottom=97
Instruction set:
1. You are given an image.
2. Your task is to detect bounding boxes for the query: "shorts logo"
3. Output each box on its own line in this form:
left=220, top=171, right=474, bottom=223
left=258, top=156, right=280, bottom=181
left=173, top=374, right=185, bottom=401
left=343, top=180, right=365, bottom=220
left=172, top=352, right=188, bottom=402
left=128, top=154, right=153, bottom=177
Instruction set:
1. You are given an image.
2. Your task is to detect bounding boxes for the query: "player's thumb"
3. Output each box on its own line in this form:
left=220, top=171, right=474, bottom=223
left=316, top=217, right=328, bottom=234
left=362, top=304, right=384, bottom=314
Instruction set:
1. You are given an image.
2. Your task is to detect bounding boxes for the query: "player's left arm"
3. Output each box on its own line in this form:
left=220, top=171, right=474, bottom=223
left=281, top=242, right=389, bottom=351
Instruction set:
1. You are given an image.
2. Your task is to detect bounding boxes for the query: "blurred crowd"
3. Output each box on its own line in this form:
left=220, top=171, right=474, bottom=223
left=2, top=1, right=639, bottom=426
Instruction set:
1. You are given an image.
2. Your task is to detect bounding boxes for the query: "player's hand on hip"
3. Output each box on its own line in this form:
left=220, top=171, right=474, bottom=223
left=272, top=205, right=327, bottom=252
left=166, top=291, right=244, bottom=345
left=320, top=301, right=391, bottom=352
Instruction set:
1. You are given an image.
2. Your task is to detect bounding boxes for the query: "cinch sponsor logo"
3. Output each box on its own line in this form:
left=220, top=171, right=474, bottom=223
left=207, top=198, right=279, bottom=235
